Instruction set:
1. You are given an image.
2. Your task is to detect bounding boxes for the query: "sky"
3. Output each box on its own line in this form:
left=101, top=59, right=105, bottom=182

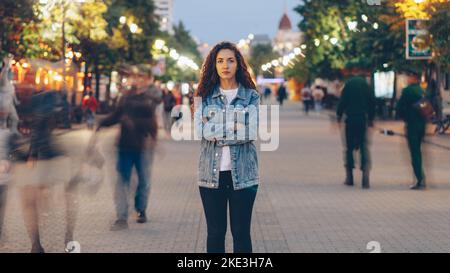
left=172, top=0, right=302, bottom=45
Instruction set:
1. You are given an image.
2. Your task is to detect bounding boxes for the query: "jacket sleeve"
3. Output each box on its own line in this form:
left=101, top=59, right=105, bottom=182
left=217, top=91, right=260, bottom=147
left=395, top=89, right=407, bottom=120
left=367, top=86, right=376, bottom=123
left=336, top=86, right=348, bottom=122
left=97, top=98, right=124, bottom=129
left=194, top=98, right=224, bottom=141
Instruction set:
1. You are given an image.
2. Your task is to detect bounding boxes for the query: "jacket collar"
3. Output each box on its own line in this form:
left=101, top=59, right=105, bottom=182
left=212, top=84, right=246, bottom=100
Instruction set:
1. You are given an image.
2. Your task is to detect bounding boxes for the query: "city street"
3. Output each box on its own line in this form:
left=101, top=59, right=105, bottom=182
left=1, top=100, right=449, bottom=253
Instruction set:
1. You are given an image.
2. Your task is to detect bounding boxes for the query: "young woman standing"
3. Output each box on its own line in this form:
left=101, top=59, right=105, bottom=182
left=195, top=42, right=260, bottom=253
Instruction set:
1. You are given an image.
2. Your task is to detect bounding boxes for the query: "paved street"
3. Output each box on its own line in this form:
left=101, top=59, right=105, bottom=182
left=1, top=100, right=449, bottom=253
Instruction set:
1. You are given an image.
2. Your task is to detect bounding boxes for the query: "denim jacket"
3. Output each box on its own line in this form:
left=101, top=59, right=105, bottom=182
left=195, top=84, right=260, bottom=190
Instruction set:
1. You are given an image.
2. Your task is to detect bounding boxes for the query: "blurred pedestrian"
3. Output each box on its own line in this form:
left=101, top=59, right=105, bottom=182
left=82, top=91, right=98, bottom=130
left=162, top=88, right=176, bottom=135
left=277, top=83, right=287, bottom=106
left=0, top=56, right=20, bottom=135
left=263, top=85, right=271, bottom=102
left=20, top=90, right=72, bottom=253
left=301, top=83, right=313, bottom=115
left=0, top=92, right=18, bottom=242
left=312, top=85, right=324, bottom=112
left=195, top=41, right=259, bottom=253
left=336, top=76, right=375, bottom=189
left=97, top=85, right=158, bottom=230
left=396, top=71, right=427, bottom=190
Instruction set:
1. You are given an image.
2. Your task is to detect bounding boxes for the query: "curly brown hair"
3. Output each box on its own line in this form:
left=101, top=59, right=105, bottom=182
left=196, top=41, right=256, bottom=98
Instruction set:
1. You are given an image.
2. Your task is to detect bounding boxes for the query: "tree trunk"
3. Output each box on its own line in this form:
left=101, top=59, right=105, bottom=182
left=94, top=47, right=100, bottom=100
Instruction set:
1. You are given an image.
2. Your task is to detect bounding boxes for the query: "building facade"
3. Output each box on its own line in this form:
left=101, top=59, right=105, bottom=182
left=272, top=13, right=302, bottom=56
left=154, top=0, right=173, bottom=34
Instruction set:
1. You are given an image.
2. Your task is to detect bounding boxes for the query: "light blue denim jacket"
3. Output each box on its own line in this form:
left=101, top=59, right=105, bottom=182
left=195, top=84, right=260, bottom=190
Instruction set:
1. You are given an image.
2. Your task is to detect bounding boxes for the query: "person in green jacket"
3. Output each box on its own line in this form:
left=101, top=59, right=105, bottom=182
left=396, top=72, right=427, bottom=190
left=337, top=76, right=376, bottom=189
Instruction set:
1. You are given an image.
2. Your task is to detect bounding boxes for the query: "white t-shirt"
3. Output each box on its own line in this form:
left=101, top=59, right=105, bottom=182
left=219, top=87, right=238, bottom=171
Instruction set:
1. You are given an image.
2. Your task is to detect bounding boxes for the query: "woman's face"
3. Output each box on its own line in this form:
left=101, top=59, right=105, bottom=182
left=216, top=49, right=238, bottom=81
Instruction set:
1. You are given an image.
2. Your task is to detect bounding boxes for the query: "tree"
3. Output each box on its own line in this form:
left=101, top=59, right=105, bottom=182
left=151, top=21, right=202, bottom=83
left=427, top=1, right=450, bottom=69
left=394, top=0, right=449, bottom=69
left=172, top=21, right=202, bottom=65
left=249, top=44, right=280, bottom=77
left=104, top=0, right=159, bottom=64
left=0, top=0, right=36, bottom=58
left=294, top=0, right=429, bottom=79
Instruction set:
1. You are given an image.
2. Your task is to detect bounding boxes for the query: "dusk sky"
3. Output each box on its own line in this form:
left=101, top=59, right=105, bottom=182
left=172, top=0, right=302, bottom=45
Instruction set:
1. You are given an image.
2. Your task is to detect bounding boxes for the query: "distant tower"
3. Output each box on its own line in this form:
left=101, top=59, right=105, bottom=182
left=273, top=12, right=302, bottom=55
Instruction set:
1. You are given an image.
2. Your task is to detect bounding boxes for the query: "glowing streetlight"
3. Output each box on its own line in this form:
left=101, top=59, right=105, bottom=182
left=65, top=50, right=74, bottom=59
left=330, top=37, right=338, bottom=45
left=361, top=14, right=368, bottom=22
left=169, top=49, right=179, bottom=60
left=314, top=39, right=320, bottom=47
left=167, top=81, right=175, bottom=91
left=347, top=21, right=358, bottom=31
left=154, top=39, right=166, bottom=50
left=130, top=23, right=138, bottom=33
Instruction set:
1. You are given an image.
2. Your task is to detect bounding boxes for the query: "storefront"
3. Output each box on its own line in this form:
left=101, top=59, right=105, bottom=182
left=11, top=58, right=83, bottom=107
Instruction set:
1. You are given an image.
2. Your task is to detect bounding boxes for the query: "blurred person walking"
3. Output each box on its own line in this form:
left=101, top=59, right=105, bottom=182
left=19, top=90, right=73, bottom=253
left=277, top=83, right=287, bottom=106
left=396, top=71, right=428, bottom=190
left=0, top=56, right=20, bottom=135
left=97, top=85, right=158, bottom=230
left=336, top=76, right=375, bottom=189
left=82, top=91, right=98, bottom=130
left=162, top=88, right=176, bottom=136
left=301, top=83, right=313, bottom=115
left=195, top=42, right=259, bottom=253
left=0, top=91, right=18, bottom=242
left=312, top=84, right=324, bottom=112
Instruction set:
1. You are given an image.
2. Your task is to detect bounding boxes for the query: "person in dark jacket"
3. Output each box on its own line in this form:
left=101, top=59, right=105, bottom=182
left=97, top=85, right=158, bottom=230
left=277, top=83, right=287, bottom=106
left=20, top=90, right=74, bottom=253
left=162, top=88, right=176, bottom=135
left=336, top=76, right=375, bottom=189
left=396, top=72, right=427, bottom=190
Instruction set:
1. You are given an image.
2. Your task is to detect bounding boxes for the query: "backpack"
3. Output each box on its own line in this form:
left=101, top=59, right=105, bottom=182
left=413, top=97, right=435, bottom=121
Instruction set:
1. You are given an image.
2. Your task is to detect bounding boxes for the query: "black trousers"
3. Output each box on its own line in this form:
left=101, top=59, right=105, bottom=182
left=407, top=124, right=426, bottom=183
left=344, top=117, right=371, bottom=171
left=199, top=171, right=258, bottom=253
